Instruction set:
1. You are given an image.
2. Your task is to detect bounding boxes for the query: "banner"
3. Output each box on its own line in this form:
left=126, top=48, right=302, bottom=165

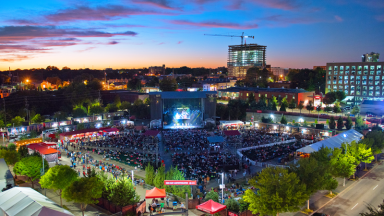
left=164, top=180, right=197, bottom=185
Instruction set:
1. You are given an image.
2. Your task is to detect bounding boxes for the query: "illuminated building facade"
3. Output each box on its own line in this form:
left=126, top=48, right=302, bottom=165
left=228, top=44, right=266, bottom=78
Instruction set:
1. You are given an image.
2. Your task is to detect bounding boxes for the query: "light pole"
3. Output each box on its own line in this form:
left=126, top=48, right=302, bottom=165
left=343, top=134, right=347, bottom=186
left=220, top=173, right=224, bottom=204
left=131, top=170, right=134, bottom=184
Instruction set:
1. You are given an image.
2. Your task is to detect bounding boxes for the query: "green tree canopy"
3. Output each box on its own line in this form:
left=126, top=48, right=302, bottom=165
left=306, top=101, right=314, bottom=113
left=298, top=101, right=304, bottom=113
left=238, top=198, right=250, bottom=213
left=0, top=149, right=19, bottom=165
left=337, top=116, right=344, bottom=130
left=87, top=78, right=103, bottom=90
left=39, top=165, right=78, bottom=206
left=351, top=106, right=360, bottom=116
left=280, top=115, right=287, bottom=124
left=145, top=163, right=155, bottom=186
left=243, top=167, right=309, bottom=216
left=288, top=99, right=296, bottom=111
left=333, top=102, right=342, bottom=114
left=345, top=117, right=353, bottom=130
left=154, top=165, right=166, bottom=189
left=114, top=95, right=121, bottom=108
left=88, top=105, right=104, bottom=115
left=62, top=177, right=103, bottom=216
left=120, top=101, right=131, bottom=111
left=73, top=107, right=87, bottom=117
left=279, top=103, right=287, bottom=112
left=329, top=117, right=336, bottom=129
left=159, top=78, right=178, bottom=91
left=31, top=114, right=45, bottom=123
left=10, top=116, right=25, bottom=127
left=225, top=199, right=240, bottom=213
left=108, top=175, right=140, bottom=207
left=205, top=189, right=219, bottom=202
left=13, top=156, right=49, bottom=188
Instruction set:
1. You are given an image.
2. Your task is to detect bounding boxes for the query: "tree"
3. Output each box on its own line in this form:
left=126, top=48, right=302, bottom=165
left=39, top=165, right=78, bottom=206
left=87, top=78, right=103, bottom=90
left=337, top=117, right=344, bottom=130
left=306, top=101, right=314, bottom=113
left=360, top=131, right=384, bottom=162
left=0, top=149, right=19, bottom=165
left=248, top=93, right=255, bottom=104
left=281, top=97, right=288, bottom=108
left=333, top=102, right=341, bottom=115
left=88, top=105, right=104, bottom=115
left=46, top=76, right=62, bottom=86
left=62, top=177, right=103, bottom=216
left=120, top=101, right=131, bottom=111
left=271, top=101, right=277, bottom=111
left=225, top=199, right=240, bottom=212
left=145, top=163, right=155, bottom=186
left=280, top=115, right=287, bottom=125
left=114, top=95, right=121, bottom=108
left=330, top=148, right=356, bottom=186
left=355, top=116, right=364, bottom=128
left=271, top=96, right=278, bottom=106
left=10, top=116, right=25, bottom=127
left=108, top=176, right=140, bottom=207
left=358, top=145, right=374, bottom=171
left=243, top=167, right=308, bottom=216
left=73, top=107, right=87, bottom=117
left=279, top=103, right=286, bottom=112
left=105, top=103, right=118, bottom=112
left=289, top=157, right=338, bottom=210
left=18, top=145, right=29, bottom=159
left=31, top=114, right=45, bottom=123
left=324, top=106, right=332, bottom=112
left=359, top=201, right=384, bottom=216
left=205, top=189, right=219, bottom=202
left=288, top=99, right=296, bottom=111
left=323, top=92, right=337, bottom=105
left=8, top=143, right=16, bottom=151
left=153, top=165, right=166, bottom=189
left=76, top=123, right=86, bottom=130
left=127, top=78, right=141, bottom=90
left=143, top=97, right=151, bottom=106
left=329, top=117, right=336, bottom=129
left=238, top=198, right=250, bottom=213
left=159, top=78, right=178, bottom=91
left=345, top=117, right=353, bottom=130
left=316, top=106, right=322, bottom=114
left=335, top=91, right=346, bottom=102
left=13, top=156, right=49, bottom=189
left=298, top=101, right=304, bottom=113
left=351, top=106, right=360, bottom=116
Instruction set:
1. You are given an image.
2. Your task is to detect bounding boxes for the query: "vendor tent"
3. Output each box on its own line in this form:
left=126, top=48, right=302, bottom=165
left=145, top=187, right=166, bottom=199
left=207, top=136, right=224, bottom=143
left=196, top=200, right=226, bottom=214
left=28, top=143, right=60, bottom=162
left=296, top=129, right=364, bottom=154
left=0, top=187, right=73, bottom=216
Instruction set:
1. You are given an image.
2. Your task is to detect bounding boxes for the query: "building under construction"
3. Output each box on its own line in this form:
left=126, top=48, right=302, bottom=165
left=227, top=44, right=266, bottom=78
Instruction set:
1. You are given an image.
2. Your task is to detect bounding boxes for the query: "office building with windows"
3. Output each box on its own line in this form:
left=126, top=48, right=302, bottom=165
left=326, top=58, right=383, bottom=101
left=227, top=44, right=266, bottom=78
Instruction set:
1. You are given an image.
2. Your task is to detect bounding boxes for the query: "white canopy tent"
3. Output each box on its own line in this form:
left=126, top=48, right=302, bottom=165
left=296, top=129, right=364, bottom=154
left=0, top=187, right=73, bottom=216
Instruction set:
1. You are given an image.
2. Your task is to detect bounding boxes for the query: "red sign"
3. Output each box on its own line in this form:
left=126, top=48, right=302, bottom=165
left=256, top=110, right=262, bottom=113
left=164, top=180, right=197, bottom=185
left=228, top=212, right=238, bottom=216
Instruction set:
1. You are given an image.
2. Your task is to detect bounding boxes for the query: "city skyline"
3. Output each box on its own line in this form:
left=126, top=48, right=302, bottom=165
left=1, top=0, right=383, bottom=71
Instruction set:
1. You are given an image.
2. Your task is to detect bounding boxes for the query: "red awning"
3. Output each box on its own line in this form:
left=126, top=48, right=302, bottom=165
left=28, top=143, right=59, bottom=155
left=223, top=130, right=241, bottom=136
left=60, top=128, right=99, bottom=137
left=48, top=134, right=56, bottom=138
left=196, top=200, right=226, bottom=214
left=143, top=130, right=160, bottom=136
left=145, top=187, right=166, bottom=199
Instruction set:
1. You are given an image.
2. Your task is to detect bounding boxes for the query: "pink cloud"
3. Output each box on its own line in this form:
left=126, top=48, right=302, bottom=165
left=108, top=41, right=119, bottom=45
left=177, top=41, right=183, bottom=44
left=334, top=15, right=343, bottom=22
left=226, top=0, right=305, bottom=10
left=45, top=5, right=174, bottom=22
left=77, top=47, right=97, bottom=52
left=0, top=55, right=31, bottom=62
left=132, top=0, right=176, bottom=10
left=168, top=20, right=258, bottom=29
left=158, top=42, right=165, bottom=45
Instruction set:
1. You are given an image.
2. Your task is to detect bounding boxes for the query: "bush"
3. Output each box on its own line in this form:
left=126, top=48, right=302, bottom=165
left=225, top=199, right=240, bottom=212
left=205, top=189, right=219, bottom=202
left=238, top=198, right=250, bottom=213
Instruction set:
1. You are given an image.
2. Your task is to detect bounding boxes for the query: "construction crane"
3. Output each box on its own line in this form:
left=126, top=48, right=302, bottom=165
left=204, top=32, right=254, bottom=45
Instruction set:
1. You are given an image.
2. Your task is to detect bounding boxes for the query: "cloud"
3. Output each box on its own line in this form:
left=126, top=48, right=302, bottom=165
left=108, top=41, right=119, bottom=45
left=376, top=14, right=384, bottom=22
left=158, top=42, right=165, bottom=45
left=132, top=0, right=176, bottom=10
left=177, top=41, right=183, bottom=44
left=7, top=19, right=40, bottom=25
left=168, top=20, right=258, bottom=29
left=45, top=5, right=174, bottom=22
left=0, top=55, right=31, bottom=62
left=226, top=0, right=306, bottom=10
left=259, top=14, right=322, bottom=27
left=334, top=15, right=343, bottom=22
left=77, top=47, right=97, bottom=52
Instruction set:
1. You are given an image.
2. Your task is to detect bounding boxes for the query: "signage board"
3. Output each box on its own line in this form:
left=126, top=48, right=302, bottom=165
left=164, top=180, right=197, bottom=185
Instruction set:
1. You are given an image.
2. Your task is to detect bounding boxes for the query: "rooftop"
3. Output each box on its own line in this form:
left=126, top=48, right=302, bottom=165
left=361, top=100, right=384, bottom=105
left=218, top=87, right=308, bottom=93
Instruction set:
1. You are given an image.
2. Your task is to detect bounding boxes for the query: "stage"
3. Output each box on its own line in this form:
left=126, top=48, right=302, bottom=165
left=163, top=125, right=203, bottom=130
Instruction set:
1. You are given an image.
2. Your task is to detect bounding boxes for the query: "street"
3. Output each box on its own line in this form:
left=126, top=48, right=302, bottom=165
left=319, top=163, right=384, bottom=215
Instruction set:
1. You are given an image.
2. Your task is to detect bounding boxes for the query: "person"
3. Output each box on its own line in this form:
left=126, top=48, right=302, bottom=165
left=160, top=202, right=164, bottom=212
left=180, top=203, right=185, bottom=209
left=166, top=196, right=169, bottom=207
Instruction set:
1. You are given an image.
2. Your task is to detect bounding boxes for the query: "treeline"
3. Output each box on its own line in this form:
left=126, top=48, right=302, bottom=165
left=287, top=67, right=326, bottom=93
left=243, top=130, right=383, bottom=215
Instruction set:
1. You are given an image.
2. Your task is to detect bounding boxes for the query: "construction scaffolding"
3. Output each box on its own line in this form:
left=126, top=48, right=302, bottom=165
left=228, top=44, right=266, bottom=78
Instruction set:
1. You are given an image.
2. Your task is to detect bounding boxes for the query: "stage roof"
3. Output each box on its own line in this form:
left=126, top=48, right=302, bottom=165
left=296, top=129, right=363, bottom=154
left=149, top=91, right=216, bottom=99
left=207, top=136, right=224, bottom=143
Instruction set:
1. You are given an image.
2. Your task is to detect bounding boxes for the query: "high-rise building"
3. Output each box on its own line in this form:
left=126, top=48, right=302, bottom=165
left=325, top=53, right=383, bottom=102
left=149, top=64, right=165, bottom=75
left=227, top=44, right=266, bottom=78
left=362, top=52, right=380, bottom=62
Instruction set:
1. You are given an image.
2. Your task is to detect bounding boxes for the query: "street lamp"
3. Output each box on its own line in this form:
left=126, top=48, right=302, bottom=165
left=299, top=118, right=304, bottom=123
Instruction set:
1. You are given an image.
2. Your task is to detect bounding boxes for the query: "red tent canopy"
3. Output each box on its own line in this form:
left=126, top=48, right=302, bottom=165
left=28, top=143, right=59, bottom=155
left=145, top=187, right=166, bottom=199
left=48, top=134, right=56, bottom=138
left=196, top=200, right=226, bottom=214
left=102, top=128, right=119, bottom=133
left=223, top=130, right=241, bottom=136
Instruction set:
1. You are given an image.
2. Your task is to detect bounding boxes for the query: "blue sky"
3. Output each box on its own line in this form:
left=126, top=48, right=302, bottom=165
left=0, top=0, right=383, bottom=70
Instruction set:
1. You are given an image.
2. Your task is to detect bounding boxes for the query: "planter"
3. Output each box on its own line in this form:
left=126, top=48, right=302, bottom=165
left=97, top=198, right=104, bottom=207
left=110, top=202, right=117, bottom=213
left=103, top=199, right=110, bottom=211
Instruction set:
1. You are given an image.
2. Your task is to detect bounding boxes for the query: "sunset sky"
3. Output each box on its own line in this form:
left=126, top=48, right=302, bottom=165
left=0, top=0, right=383, bottom=70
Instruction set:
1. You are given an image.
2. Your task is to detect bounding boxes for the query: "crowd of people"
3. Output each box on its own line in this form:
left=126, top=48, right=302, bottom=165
left=163, top=129, right=211, bottom=152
